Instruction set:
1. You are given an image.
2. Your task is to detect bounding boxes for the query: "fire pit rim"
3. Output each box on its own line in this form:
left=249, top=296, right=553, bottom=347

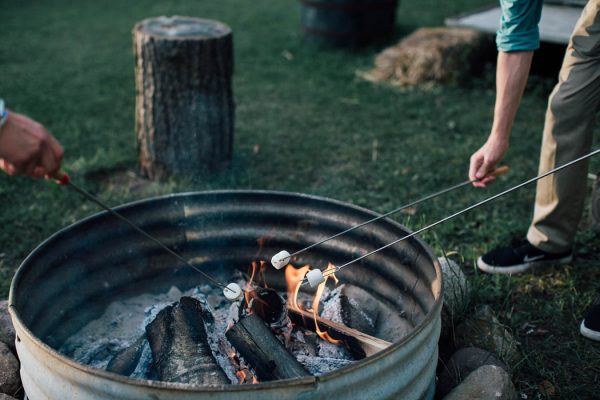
left=9, top=189, right=443, bottom=391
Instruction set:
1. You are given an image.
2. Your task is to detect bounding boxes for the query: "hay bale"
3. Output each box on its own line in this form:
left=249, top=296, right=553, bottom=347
left=360, top=27, right=491, bottom=87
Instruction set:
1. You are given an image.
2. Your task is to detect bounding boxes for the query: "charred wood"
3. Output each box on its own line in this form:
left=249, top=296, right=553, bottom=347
left=288, top=307, right=392, bottom=359
left=106, top=335, right=146, bottom=376
left=247, top=287, right=288, bottom=328
left=226, top=314, right=310, bottom=381
left=146, top=296, right=228, bottom=385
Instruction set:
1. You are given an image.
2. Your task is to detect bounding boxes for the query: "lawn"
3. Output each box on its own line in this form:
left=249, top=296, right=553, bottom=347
left=1, top=0, right=599, bottom=398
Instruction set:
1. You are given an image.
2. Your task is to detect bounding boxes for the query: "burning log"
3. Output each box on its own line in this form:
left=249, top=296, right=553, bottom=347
left=247, top=287, right=288, bottom=328
left=225, top=314, right=310, bottom=381
left=146, top=296, right=228, bottom=385
left=288, top=307, right=392, bottom=358
left=106, top=336, right=146, bottom=376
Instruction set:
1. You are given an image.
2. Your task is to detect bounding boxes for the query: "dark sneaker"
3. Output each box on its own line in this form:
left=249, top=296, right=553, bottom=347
left=477, top=238, right=572, bottom=274
left=580, top=304, right=600, bottom=342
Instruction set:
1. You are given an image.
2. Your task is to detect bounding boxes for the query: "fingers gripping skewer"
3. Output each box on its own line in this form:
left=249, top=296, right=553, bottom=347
left=51, top=171, right=242, bottom=301
left=300, top=149, right=600, bottom=286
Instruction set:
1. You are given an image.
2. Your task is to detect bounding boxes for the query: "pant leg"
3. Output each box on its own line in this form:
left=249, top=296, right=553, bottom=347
left=527, top=0, right=600, bottom=253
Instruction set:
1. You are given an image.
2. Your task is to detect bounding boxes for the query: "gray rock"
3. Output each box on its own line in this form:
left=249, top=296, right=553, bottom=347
left=454, top=305, right=520, bottom=365
left=438, top=257, right=471, bottom=343
left=0, top=394, right=18, bottom=400
left=0, top=342, right=20, bottom=396
left=438, top=257, right=470, bottom=315
left=443, top=365, right=517, bottom=400
left=437, top=347, right=509, bottom=398
left=0, top=301, right=15, bottom=352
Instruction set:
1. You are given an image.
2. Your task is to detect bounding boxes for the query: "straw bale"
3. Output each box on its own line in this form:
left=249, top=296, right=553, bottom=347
left=361, top=27, right=490, bottom=87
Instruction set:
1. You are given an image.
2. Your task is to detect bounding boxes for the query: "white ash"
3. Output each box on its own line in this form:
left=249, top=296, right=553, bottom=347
left=59, top=279, right=357, bottom=382
left=286, top=287, right=356, bottom=372
left=288, top=330, right=318, bottom=358
left=59, top=286, right=185, bottom=370
left=320, top=285, right=344, bottom=324
left=318, top=339, right=354, bottom=360
left=296, top=355, right=354, bottom=375
left=130, top=340, right=157, bottom=380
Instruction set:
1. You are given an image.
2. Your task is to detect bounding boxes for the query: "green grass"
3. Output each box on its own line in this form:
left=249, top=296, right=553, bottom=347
left=1, top=0, right=599, bottom=398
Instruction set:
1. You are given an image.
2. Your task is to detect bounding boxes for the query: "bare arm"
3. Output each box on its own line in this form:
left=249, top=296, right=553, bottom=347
left=469, top=51, right=533, bottom=187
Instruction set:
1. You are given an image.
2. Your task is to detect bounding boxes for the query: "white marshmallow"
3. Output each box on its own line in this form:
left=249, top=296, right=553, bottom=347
left=305, top=268, right=325, bottom=288
left=223, top=282, right=243, bottom=301
left=271, top=250, right=291, bottom=270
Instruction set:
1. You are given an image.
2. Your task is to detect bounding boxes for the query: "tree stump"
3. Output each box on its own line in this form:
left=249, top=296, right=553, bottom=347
left=133, top=16, right=234, bottom=180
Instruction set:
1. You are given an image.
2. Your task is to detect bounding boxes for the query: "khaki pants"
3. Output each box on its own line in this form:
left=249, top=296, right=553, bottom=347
left=527, top=0, right=600, bottom=253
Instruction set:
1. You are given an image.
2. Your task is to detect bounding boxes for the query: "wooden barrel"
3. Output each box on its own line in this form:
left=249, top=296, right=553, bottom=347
left=300, top=0, right=398, bottom=46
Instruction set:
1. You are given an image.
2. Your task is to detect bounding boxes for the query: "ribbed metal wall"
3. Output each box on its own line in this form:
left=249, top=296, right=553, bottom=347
left=9, top=191, right=442, bottom=400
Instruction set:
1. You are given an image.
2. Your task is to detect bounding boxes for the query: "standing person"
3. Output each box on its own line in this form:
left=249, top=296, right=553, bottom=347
left=0, top=98, right=63, bottom=178
left=469, top=0, right=600, bottom=341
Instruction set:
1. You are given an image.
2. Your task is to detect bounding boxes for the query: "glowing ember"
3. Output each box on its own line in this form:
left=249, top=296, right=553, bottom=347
left=236, top=370, right=247, bottom=384
left=228, top=350, right=259, bottom=384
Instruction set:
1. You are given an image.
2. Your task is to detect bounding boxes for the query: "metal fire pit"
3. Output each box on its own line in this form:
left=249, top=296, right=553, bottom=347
left=9, top=190, right=442, bottom=400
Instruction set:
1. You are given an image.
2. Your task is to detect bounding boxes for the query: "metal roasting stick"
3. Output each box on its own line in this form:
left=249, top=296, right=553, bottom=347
left=285, top=166, right=510, bottom=261
left=305, top=148, right=600, bottom=283
left=51, top=172, right=235, bottom=294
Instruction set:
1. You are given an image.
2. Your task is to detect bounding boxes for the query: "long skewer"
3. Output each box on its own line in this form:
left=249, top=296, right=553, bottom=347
left=271, top=166, right=509, bottom=269
left=51, top=171, right=242, bottom=298
left=303, top=149, right=600, bottom=285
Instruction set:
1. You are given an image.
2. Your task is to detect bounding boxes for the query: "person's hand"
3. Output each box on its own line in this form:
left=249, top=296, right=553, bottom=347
left=0, top=111, right=63, bottom=178
left=469, top=135, right=509, bottom=187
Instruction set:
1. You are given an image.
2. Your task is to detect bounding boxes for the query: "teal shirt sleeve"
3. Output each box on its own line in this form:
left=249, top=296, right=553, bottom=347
left=496, top=0, right=543, bottom=52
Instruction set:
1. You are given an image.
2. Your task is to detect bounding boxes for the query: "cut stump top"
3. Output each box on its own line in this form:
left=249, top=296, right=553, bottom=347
left=134, top=16, right=231, bottom=40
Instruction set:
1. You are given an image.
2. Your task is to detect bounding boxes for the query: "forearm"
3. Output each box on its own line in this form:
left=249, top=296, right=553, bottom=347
left=490, top=51, right=534, bottom=143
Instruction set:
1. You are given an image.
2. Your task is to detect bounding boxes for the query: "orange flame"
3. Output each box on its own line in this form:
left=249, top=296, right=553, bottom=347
left=285, top=263, right=342, bottom=345
left=312, top=263, right=341, bottom=344
left=244, top=261, right=258, bottom=307
left=285, top=264, right=311, bottom=310
left=252, top=376, right=259, bottom=384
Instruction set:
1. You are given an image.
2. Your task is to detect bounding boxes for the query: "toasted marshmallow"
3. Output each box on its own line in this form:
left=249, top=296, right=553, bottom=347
left=271, top=250, right=291, bottom=270
left=305, top=268, right=325, bottom=288
left=223, top=282, right=243, bottom=301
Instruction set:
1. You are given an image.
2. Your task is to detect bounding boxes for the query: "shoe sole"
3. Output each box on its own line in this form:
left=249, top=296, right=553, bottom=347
left=476, top=255, right=573, bottom=275
left=580, top=321, right=600, bottom=342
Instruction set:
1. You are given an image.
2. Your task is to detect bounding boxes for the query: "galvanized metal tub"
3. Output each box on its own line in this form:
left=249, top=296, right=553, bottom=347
left=9, top=190, right=442, bottom=400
